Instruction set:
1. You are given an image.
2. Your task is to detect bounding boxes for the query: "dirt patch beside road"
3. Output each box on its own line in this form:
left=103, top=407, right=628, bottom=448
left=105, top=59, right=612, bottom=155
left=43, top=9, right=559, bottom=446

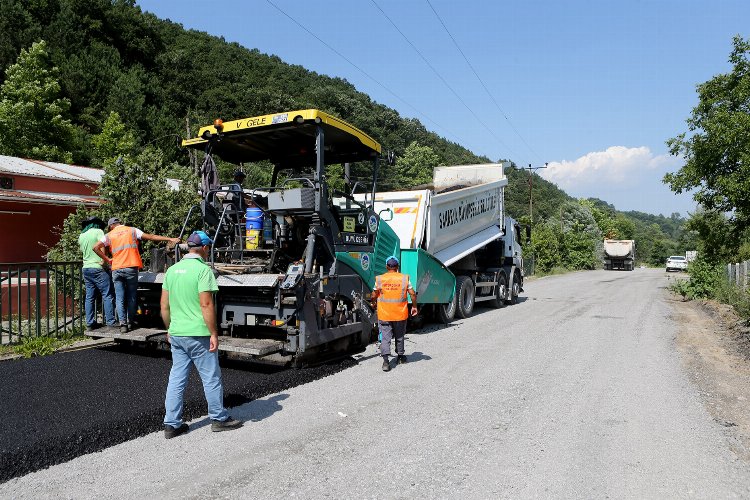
left=671, top=294, right=750, bottom=461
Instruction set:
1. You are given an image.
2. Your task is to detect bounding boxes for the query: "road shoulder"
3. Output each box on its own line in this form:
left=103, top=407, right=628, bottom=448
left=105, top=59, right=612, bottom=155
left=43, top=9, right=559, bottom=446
left=670, top=293, right=750, bottom=461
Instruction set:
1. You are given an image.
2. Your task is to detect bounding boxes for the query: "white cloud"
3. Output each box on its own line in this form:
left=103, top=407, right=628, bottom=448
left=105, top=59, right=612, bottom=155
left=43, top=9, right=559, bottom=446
left=540, top=146, right=681, bottom=190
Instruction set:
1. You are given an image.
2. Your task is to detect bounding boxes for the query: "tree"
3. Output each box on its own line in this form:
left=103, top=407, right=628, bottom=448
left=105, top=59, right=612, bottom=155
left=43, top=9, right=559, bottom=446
left=559, top=200, right=602, bottom=270
left=530, top=221, right=562, bottom=273
left=0, top=40, right=77, bottom=162
left=49, top=116, right=199, bottom=263
left=664, top=36, right=750, bottom=231
left=91, top=111, right=137, bottom=167
left=381, top=141, right=439, bottom=190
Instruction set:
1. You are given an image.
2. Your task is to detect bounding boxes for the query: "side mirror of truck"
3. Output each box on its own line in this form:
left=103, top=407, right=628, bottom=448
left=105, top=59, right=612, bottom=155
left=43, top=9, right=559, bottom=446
left=525, top=225, right=532, bottom=245
left=378, top=208, right=394, bottom=221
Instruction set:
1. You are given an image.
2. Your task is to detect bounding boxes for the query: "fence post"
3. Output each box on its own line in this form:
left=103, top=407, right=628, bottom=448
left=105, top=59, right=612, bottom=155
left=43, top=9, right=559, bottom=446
left=744, top=260, right=749, bottom=291
left=35, top=264, right=41, bottom=337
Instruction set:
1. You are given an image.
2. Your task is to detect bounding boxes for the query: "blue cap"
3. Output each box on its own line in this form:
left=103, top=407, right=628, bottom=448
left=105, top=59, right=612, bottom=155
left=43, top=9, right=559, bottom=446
left=187, top=230, right=213, bottom=247
left=386, top=255, right=399, bottom=268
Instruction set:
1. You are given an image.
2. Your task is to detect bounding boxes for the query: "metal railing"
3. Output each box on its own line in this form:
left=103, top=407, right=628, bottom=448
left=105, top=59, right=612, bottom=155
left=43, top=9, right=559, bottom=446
left=1, top=261, right=85, bottom=344
left=727, top=260, right=750, bottom=290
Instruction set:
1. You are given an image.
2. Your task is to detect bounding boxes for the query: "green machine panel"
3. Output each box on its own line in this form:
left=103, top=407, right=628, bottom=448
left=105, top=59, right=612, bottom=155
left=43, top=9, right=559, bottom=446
left=400, top=248, right=455, bottom=305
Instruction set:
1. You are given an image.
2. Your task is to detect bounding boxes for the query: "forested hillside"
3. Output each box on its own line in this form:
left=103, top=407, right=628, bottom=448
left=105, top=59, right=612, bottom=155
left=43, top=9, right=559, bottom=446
left=0, top=0, right=485, bottom=169
left=0, top=0, right=690, bottom=270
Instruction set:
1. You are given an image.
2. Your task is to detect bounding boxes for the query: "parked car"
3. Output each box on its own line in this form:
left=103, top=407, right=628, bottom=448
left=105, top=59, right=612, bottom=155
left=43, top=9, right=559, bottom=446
left=666, top=255, right=688, bottom=272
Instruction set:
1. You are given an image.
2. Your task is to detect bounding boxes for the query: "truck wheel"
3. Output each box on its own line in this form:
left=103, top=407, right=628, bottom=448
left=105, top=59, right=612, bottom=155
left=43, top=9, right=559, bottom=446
left=506, top=271, right=520, bottom=305
left=436, top=292, right=457, bottom=324
left=456, top=276, right=475, bottom=318
left=490, top=272, right=507, bottom=309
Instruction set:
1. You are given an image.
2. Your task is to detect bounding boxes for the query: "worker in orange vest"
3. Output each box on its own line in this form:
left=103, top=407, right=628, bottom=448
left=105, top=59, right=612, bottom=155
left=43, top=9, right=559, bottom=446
left=93, top=217, right=180, bottom=333
left=371, top=255, right=418, bottom=372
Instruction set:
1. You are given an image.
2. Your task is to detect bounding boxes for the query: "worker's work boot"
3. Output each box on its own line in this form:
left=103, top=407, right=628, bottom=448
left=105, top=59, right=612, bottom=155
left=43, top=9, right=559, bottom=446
left=382, top=357, right=391, bottom=372
left=119, top=324, right=128, bottom=334
left=164, top=423, right=189, bottom=439
left=211, top=418, right=243, bottom=432
left=397, top=355, right=407, bottom=364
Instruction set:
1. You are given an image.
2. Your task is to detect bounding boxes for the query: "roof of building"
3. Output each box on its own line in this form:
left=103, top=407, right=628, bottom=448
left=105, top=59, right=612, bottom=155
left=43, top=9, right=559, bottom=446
left=0, top=155, right=183, bottom=190
left=0, top=155, right=103, bottom=183
left=0, top=189, right=100, bottom=207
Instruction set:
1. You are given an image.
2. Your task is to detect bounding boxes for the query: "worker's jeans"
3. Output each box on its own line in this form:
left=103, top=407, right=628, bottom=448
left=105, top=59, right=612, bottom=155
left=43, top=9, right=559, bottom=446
left=379, top=319, right=407, bottom=357
left=111, top=267, right=139, bottom=326
left=83, top=268, right=116, bottom=326
left=164, top=335, right=229, bottom=428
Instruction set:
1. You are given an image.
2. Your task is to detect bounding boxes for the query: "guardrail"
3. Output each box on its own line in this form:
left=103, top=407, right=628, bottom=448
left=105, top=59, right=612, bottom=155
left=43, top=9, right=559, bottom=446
left=726, top=260, right=750, bottom=290
left=1, top=261, right=85, bottom=344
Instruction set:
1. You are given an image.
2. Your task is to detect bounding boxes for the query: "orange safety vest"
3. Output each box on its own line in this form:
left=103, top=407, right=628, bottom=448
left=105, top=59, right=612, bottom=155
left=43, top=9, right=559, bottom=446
left=375, top=272, right=409, bottom=321
left=107, top=225, right=143, bottom=270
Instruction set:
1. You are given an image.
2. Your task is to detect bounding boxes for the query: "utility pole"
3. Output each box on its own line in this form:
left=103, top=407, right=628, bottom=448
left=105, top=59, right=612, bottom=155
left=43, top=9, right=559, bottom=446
left=518, top=163, right=548, bottom=223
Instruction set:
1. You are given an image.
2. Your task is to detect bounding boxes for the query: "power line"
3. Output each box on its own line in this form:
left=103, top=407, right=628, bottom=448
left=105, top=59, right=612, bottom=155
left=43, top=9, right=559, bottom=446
left=425, top=0, right=545, bottom=166
left=264, top=0, right=473, bottom=149
left=369, top=0, right=519, bottom=160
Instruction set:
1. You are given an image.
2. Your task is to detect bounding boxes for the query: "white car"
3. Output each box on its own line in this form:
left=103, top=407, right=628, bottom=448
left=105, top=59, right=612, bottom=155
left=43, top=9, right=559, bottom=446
left=666, top=255, right=688, bottom=272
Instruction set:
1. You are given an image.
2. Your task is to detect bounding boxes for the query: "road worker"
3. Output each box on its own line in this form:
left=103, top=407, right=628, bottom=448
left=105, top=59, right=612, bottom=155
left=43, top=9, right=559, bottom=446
left=371, top=255, right=418, bottom=372
left=78, top=216, right=116, bottom=330
left=93, top=217, right=180, bottom=333
left=160, top=230, right=243, bottom=438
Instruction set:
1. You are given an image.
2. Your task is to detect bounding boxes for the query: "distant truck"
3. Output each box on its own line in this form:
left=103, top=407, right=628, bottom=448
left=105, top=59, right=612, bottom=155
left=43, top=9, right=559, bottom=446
left=603, top=239, right=635, bottom=271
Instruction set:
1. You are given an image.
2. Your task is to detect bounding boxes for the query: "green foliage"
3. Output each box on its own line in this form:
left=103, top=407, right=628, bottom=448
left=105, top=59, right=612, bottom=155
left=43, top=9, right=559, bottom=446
left=97, top=146, right=198, bottom=262
left=380, top=141, right=440, bottom=190
left=682, top=209, right=737, bottom=263
left=91, top=111, right=137, bottom=167
left=15, top=335, right=58, bottom=358
left=0, top=40, right=76, bottom=162
left=12, top=330, right=87, bottom=358
left=664, top=35, right=750, bottom=235
left=530, top=221, right=562, bottom=274
left=561, top=200, right=602, bottom=270
left=669, top=258, right=723, bottom=300
left=48, top=113, right=199, bottom=263
left=713, top=278, right=750, bottom=321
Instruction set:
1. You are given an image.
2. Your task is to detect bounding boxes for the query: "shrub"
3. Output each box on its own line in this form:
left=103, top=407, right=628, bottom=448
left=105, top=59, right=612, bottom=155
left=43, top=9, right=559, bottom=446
left=668, top=258, right=723, bottom=300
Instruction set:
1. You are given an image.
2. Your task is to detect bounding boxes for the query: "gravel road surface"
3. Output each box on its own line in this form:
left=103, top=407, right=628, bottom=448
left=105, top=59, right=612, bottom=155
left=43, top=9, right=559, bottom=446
left=2, top=269, right=750, bottom=498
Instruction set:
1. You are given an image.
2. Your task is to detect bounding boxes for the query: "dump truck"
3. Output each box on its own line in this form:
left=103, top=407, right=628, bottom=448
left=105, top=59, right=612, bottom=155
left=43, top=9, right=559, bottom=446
left=603, top=239, right=635, bottom=271
left=351, top=163, right=529, bottom=322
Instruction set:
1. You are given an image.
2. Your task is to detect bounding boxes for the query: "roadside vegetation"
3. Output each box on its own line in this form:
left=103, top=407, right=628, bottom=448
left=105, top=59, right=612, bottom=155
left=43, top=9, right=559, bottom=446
left=664, top=35, right=750, bottom=321
left=1, top=330, right=87, bottom=359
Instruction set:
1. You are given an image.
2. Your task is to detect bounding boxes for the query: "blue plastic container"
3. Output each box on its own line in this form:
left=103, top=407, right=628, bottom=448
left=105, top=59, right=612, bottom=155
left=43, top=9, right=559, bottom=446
left=246, top=207, right=263, bottom=230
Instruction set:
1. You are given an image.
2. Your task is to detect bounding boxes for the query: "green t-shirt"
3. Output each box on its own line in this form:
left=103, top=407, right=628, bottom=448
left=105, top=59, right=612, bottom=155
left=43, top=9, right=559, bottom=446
left=78, top=228, right=105, bottom=269
left=163, top=255, right=219, bottom=336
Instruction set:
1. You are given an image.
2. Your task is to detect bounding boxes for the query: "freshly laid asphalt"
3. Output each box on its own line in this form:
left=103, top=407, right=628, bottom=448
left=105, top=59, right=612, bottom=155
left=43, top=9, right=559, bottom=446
left=0, top=345, right=353, bottom=482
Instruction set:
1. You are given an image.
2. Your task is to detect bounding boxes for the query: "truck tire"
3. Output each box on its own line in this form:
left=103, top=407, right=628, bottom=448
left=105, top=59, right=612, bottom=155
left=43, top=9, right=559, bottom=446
left=436, top=292, right=457, bottom=324
left=490, top=272, right=507, bottom=309
left=456, top=276, right=475, bottom=318
left=506, top=271, right=520, bottom=305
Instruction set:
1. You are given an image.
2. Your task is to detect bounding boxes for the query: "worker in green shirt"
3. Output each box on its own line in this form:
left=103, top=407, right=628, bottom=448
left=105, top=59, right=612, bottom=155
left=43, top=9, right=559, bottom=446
left=160, top=230, right=243, bottom=439
left=78, top=216, right=116, bottom=329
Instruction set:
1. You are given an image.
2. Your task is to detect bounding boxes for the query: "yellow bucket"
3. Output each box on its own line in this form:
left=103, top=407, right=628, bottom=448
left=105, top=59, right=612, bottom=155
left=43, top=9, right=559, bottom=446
left=245, top=229, right=261, bottom=250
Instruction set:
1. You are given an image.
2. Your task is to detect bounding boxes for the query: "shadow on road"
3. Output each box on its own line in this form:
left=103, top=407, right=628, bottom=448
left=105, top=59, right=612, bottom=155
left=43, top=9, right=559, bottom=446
left=231, top=393, right=290, bottom=423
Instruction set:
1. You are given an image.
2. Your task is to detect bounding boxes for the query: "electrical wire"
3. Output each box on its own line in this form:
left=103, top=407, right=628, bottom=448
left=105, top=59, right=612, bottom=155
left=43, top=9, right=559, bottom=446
left=426, top=0, right=545, bottom=166
left=370, top=0, right=519, bottom=161
left=265, top=0, right=474, bottom=149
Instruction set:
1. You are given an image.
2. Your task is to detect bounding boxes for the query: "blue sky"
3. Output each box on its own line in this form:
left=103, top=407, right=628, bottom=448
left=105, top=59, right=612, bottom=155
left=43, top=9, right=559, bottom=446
left=137, top=0, right=749, bottom=217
